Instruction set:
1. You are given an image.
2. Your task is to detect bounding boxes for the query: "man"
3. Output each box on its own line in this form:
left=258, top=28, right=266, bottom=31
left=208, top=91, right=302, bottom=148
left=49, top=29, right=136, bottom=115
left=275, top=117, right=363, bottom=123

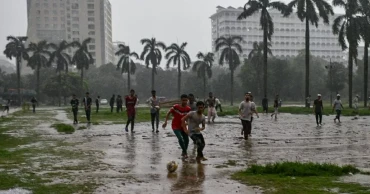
left=188, top=93, right=197, bottom=111
left=95, top=96, right=100, bottom=113
left=181, top=101, right=207, bottom=162
left=239, top=93, right=258, bottom=140
left=333, top=94, right=344, bottom=123
left=262, top=95, right=268, bottom=114
left=110, top=94, right=115, bottom=113
left=163, top=94, right=191, bottom=159
left=116, top=95, right=123, bottom=113
left=31, top=97, right=38, bottom=113
left=313, top=94, right=324, bottom=127
left=271, top=95, right=279, bottom=120
left=3, top=99, right=10, bottom=114
left=353, top=94, right=359, bottom=114
left=215, top=97, right=223, bottom=112
left=125, top=89, right=137, bottom=133
left=206, top=92, right=217, bottom=124
left=147, top=90, right=160, bottom=132
left=70, top=94, right=79, bottom=124
left=82, top=92, right=92, bottom=123
left=306, top=95, right=311, bottom=108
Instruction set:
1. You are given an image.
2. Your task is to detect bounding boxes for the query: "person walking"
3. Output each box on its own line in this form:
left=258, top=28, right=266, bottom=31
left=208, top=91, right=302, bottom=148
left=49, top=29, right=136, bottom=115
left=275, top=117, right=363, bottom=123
left=163, top=94, right=191, bottom=159
left=95, top=96, right=100, bottom=113
left=125, top=89, right=137, bottom=133
left=116, top=95, right=122, bottom=113
left=262, top=95, right=268, bottom=114
left=313, top=94, right=324, bottom=127
left=181, top=101, right=207, bottom=162
left=109, top=94, right=115, bottom=113
left=188, top=93, right=197, bottom=111
left=206, top=92, right=217, bottom=123
left=70, top=94, right=79, bottom=124
left=306, top=95, right=311, bottom=108
left=82, top=92, right=92, bottom=123
left=353, top=94, right=359, bottom=115
left=333, top=94, right=344, bottom=123
left=3, top=99, right=10, bottom=114
left=239, top=93, right=258, bottom=140
left=271, top=95, right=279, bottom=120
left=215, top=97, right=223, bottom=112
left=147, top=90, right=160, bottom=132
left=31, top=97, right=38, bottom=113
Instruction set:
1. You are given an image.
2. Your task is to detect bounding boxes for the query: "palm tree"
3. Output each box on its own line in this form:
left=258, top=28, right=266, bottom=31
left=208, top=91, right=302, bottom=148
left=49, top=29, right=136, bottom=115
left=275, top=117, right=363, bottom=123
left=3, top=36, right=29, bottom=104
left=165, top=42, right=191, bottom=97
left=27, top=40, right=52, bottom=100
left=115, top=44, right=139, bottom=92
left=359, top=0, right=370, bottom=107
left=140, top=38, right=166, bottom=90
left=215, top=36, right=243, bottom=105
left=332, top=0, right=363, bottom=108
left=248, top=42, right=273, bottom=96
left=192, top=52, right=214, bottom=98
left=71, top=38, right=94, bottom=90
left=238, top=0, right=288, bottom=98
left=287, top=0, right=333, bottom=107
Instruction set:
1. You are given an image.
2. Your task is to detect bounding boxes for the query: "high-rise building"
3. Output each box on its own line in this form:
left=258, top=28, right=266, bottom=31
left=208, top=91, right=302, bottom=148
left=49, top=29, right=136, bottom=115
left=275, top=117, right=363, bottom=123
left=24, top=0, right=113, bottom=74
left=210, top=6, right=345, bottom=63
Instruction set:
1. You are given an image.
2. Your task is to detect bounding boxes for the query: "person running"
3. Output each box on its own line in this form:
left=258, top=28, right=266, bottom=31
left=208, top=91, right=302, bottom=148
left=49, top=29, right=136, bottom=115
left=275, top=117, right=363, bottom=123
left=125, top=89, right=137, bottom=133
left=181, top=101, right=207, bottom=162
left=147, top=90, right=160, bottom=132
left=82, top=92, right=92, bottom=123
left=239, top=93, right=258, bottom=140
left=271, top=95, right=279, bottom=120
left=70, top=94, right=79, bottom=124
left=333, top=94, right=344, bottom=123
left=3, top=99, right=10, bottom=114
left=215, top=97, right=223, bottom=112
left=206, top=92, right=217, bottom=124
left=353, top=94, right=359, bottom=114
left=188, top=93, right=197, bottom=111
left=31, top=97, right=38, bottom=113
left=313, top=94, right=324, bottom=127
left=95, top=96, right=100, bottom=113
left=262, top=95, right=268, bottom=114
left=109, top=94, right=115, bottom=113
left=163, top=94, right=191, bottom=159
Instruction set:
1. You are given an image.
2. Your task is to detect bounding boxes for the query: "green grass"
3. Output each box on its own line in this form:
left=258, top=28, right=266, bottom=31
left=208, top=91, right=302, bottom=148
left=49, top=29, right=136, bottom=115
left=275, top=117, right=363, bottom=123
left=51, top=123, right=75, bottom=134
left=274, top=107, right=370, bottom=116
left=232, top=162, right=370, bottom=194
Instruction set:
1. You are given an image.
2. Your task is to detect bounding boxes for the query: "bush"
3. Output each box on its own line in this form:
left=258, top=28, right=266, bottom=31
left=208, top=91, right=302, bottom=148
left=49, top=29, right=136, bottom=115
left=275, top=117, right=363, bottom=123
left=51, top=123, right=75, bottom=134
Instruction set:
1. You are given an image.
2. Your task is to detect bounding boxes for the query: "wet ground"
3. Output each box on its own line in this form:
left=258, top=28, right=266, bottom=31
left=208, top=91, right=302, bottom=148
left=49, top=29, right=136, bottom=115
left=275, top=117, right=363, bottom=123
left=3, top=109, right=370, bottom=193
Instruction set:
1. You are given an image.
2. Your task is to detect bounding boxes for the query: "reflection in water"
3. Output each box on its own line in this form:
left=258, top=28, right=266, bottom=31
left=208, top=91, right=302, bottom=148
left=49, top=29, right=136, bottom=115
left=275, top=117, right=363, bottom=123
left=169, top=163, right=206, bottom=193
left=126, top=134, right=136, bottom=163
left=150, top=133, right=162, bottom=165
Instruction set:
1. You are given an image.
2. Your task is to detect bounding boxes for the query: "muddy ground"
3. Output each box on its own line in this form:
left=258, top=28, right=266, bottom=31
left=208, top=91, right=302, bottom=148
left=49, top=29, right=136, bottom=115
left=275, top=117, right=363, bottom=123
left=2, top=108, right=370, bottom=193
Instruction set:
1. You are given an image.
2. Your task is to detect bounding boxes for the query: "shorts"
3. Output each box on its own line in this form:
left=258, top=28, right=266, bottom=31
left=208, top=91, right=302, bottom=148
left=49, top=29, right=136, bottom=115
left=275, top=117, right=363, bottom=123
left=263, top=106, right=268, bottom=111
left=208, top=107, right=216, bottom=116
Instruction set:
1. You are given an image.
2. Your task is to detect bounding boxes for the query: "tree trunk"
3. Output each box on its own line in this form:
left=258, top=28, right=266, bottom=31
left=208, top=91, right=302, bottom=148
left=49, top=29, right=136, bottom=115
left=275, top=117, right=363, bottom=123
left=230, top=49, right=234, bottom=106
left=203, top=73, right=206, bottom=100
left=305, top=17, right=310, bottom=107
left=16, top=56, right=22, bottom=105
left=151, top=64, right=155, bottom=91
left=128, top=62, right=131, bottom=93
left=364, top=41, right=369, bottom=107
left=263, top=22, right=268, bottom=98
left=178, top=63, right=181, bottom=97
left=36, top=66, right=40, bottom=101
left=81, top=68, right=84, bottom=95
left=58, top=72, right=62, bottom=107
left=348, top=46, right=353, bottom=108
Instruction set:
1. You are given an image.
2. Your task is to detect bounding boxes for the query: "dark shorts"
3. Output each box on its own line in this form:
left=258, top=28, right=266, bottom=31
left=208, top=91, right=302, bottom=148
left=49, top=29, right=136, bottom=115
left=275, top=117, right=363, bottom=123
left=263, top=106, right=268, bottom=111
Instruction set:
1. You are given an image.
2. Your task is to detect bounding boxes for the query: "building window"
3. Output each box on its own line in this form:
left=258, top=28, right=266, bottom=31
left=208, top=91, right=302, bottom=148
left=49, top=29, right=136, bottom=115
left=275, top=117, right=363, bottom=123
left=72, top=24, right=79, bottom=28
left=44, top=3, right=48, bottom=7
left=72, top=31, right=79, bottom=35
left=88, top=4, right=94, bottom=9
left=72, top=10, right=79, bottom=15
left=88, top=17, right=95, bottom=22
left=53, top=10, right=57, bottom=14
left=90, top=38, right=95, bottom=43
left=88, top=31, right=95, bottom=35
left=60, top=3, right=65, bottom=7
left=35, top=3, right=40, bottom=7
left=61, top=17, right=65, bottom=21
left=53, top=3, right=57, bottom=8
left=88, top=11, right=94, bottom=16
left=53, top=24, right=57, bottom=29
left=91, top=52, right=96, bottom=57
left=88, top=24, right=95, bottom=30
left=89, top=45, right=95, bottom=50
left=72, top=3, right=79, bottom=9
left=37, top=10, right=41, bottom=14
left=72, top=17, right=79, bottom=21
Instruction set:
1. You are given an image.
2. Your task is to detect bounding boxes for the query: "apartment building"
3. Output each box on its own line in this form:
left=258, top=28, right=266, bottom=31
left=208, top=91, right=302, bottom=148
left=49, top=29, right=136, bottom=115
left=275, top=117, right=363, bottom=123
left=24, top=0, right=113, bottom=74
left=210, top=6, right=345, bottom=63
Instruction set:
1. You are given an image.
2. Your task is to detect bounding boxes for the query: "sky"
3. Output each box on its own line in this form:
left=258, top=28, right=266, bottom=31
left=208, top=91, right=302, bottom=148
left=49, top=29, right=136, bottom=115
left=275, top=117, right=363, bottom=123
left=0, top=0, right=344, bottom=66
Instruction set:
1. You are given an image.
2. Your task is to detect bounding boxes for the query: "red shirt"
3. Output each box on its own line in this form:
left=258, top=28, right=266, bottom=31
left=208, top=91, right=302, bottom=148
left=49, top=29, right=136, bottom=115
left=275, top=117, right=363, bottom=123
left=170, top=104, right=191, bottom=130
left=125, top=95, right=137, bottom=115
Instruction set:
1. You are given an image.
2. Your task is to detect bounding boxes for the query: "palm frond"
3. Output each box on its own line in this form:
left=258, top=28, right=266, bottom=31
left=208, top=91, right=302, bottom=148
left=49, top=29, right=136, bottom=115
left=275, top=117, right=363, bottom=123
left=237, top=1, right=261, bottom=20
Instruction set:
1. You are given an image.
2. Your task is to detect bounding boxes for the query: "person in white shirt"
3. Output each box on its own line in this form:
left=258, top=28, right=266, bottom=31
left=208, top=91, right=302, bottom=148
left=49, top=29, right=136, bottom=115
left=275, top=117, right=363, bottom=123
left=353, top=94, right=359, bottom=114
left=333, top=94, right=344, bottom=123
left=239, top=93, right=259, bottom=140
left=215, top=97, right=222, bottom=112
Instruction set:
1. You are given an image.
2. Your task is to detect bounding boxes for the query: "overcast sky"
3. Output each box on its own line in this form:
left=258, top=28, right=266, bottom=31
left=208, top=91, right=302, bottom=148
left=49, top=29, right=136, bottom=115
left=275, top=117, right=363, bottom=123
left=0, top=0, right=343, bottom=65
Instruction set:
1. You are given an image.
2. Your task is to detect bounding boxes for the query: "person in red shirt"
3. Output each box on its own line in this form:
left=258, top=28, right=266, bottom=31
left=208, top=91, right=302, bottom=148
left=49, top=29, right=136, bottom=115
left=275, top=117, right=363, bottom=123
left=163, top=94, right=191, bottom=159
left=125, top=89, right=137, bottom=133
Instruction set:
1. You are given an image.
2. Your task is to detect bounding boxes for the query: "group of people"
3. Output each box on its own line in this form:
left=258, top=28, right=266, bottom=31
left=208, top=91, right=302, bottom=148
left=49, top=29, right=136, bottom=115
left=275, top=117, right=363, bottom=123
left=312, top=93, right=345, bottom=127
left=2, top=97, right=38, bottom=114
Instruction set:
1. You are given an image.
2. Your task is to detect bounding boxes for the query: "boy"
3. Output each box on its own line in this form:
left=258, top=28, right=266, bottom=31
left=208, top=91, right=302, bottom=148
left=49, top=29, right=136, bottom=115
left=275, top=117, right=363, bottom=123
left=206, top=92, right=217, bottom=123
left=182, top=101, right=207, bottom=162
left=163, top=94, right=191, bottom=158
left=239, top=93, right=258, bottom=139
left=333, top=94, right=344, bottom=123
left=271, top=95, right=279, bottom=120
left=125, top=89, right=137, bottom=133
left=70, top=94, right=79, bottom=124
left=148, top=90, right=160, bottom=132
left=82, top=92, right=92, bottom=123
left=313, top=94, right=324, bottom=126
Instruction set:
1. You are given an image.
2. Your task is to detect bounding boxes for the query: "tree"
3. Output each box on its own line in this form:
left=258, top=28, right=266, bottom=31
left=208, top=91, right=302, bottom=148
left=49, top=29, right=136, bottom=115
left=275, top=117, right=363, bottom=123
left=359, top=0, right=370, bottom=107
left=286, top=0, right=333, bottom=107
left=215, top=36, right=243, bottom=105
left=238, top=0, right=288, bottom=98
left=27, top=40, right=52, bottom=100
left=332, top=0, right=362, bottom=107
left=165, top=42, right=191, bottom=97
left=326, top=62, right=347, bottom=95
left=140, top=38, right=166, bottom=90
left=115, top=44, right=139, bottom=92
left=3, top=36, right=29, bottom=104
left=192, top=52, right=214, bottom=98
left=71, top=38, right=94, bottom=91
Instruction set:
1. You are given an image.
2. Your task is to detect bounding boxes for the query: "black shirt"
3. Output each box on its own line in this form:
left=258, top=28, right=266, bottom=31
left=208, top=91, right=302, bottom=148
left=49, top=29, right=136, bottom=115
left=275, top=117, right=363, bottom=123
left=262, top=98, right=268, bottom=107
left=82, top=97, right=92, bottom=109
left=95, top=98, right=100, bottom=105
left=314, top=99, right=323, bottom=112
left=110, top=97, right=115, bottom=106
left=70, top=98, right=79, bottom=109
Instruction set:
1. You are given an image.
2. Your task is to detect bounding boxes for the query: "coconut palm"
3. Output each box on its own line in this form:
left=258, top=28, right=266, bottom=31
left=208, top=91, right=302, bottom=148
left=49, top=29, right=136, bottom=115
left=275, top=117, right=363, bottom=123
left=3, top=36, right=29, bottom=104
left=71, top=38, right=94, bottom=90
left=238, top=0, right=288, bottom=98
left=359, top=0, right=370, bottom=107
left=192, top=52, right=214, bottom=98
left=332, top=0, right=363, bottom=108
left=140, top=38, right=166, bottom=90
left=27, top=40, right=52, bottom=100
left=215, top=36, right=243, bottom=105
left=115, top=44, right=139, bottom=92
left=287, top=0, right=333, bottom=107
left=165, top=42, right=191, bottom=97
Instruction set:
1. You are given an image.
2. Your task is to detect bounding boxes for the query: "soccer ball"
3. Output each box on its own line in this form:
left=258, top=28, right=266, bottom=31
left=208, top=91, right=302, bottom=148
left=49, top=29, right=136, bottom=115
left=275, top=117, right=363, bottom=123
left=167, top=161, right=178, bottom=173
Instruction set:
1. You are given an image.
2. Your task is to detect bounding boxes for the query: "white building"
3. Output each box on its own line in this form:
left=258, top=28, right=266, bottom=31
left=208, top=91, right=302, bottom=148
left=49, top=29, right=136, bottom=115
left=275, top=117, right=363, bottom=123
left=210, top=6, right=345, bottom=63
left=24, top=0, right=113, bottom=74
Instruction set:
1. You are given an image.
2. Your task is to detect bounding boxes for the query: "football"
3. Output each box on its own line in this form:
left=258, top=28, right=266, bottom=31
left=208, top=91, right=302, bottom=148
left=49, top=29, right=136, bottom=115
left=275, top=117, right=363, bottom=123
left=167, top=161, right=178, bottom=173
